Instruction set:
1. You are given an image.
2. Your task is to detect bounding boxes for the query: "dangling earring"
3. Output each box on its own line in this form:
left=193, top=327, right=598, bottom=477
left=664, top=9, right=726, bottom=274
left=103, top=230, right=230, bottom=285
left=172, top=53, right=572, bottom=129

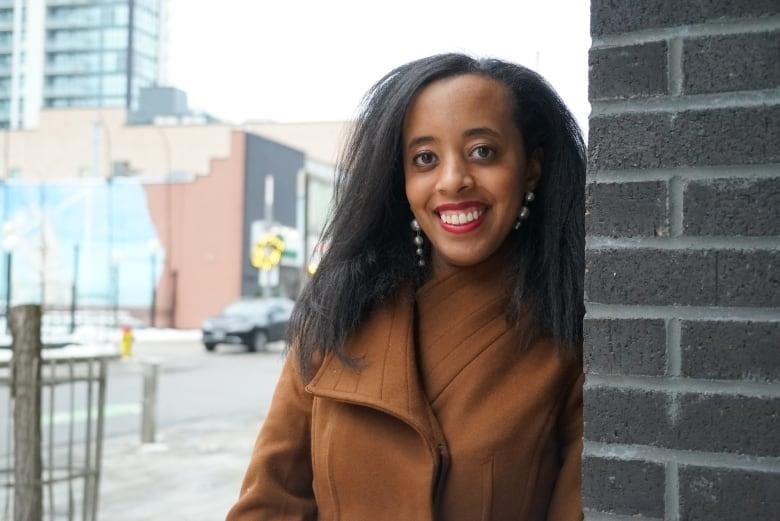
left=514, top=191, right=535, bottom=230
left=411, top=219, right=425, bottom=267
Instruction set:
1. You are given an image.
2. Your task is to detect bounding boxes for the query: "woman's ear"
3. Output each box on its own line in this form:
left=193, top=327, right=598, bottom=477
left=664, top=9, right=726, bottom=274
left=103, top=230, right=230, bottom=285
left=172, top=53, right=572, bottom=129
left=526, top=148, right=544, bottom=192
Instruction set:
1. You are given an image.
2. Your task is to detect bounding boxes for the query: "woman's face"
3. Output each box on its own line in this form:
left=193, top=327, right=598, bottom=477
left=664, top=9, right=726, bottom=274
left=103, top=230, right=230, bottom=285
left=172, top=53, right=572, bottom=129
left=403, top=73, right=541, bottom=278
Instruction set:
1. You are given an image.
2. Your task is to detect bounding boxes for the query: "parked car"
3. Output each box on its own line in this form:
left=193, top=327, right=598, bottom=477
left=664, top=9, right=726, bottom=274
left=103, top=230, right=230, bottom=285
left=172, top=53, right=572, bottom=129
left=201, top=297, right=294, bottom=352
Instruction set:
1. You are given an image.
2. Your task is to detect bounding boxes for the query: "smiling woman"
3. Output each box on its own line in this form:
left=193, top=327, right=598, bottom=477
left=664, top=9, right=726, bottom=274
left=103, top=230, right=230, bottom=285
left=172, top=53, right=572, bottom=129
left=403, top=73, right=542, bottom=277
left=227, top=54, right=586, bottom=521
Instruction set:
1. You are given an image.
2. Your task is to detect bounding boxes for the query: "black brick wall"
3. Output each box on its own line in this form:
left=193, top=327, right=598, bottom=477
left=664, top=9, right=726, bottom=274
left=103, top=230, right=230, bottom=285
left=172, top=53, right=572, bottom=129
left=586, top=182, right=669, bottom=237
left=589, top=106, right=780, bottom=170
left=683, top=178, right=780, bottom=236
left=583, top=457, right=665, bottom=517
left=589, top=42, right=668, bottom=100
left=585, top=1, right=780, bottom=518
left=592, top=0, right=780, bottom=36
left=683, top=31, right=780, bottom=94
left=584, top=318, right=666, bottom=376
left=679, top=467, right=780, bottom=521
left=585, top=249, right=717, bottom=305
left=681, top=321, right=780, bottom=381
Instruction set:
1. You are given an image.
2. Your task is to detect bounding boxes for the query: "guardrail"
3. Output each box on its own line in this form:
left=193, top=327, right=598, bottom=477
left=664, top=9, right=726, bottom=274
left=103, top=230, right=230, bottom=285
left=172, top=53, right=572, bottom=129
left=0, top=305, right=117, bottom=521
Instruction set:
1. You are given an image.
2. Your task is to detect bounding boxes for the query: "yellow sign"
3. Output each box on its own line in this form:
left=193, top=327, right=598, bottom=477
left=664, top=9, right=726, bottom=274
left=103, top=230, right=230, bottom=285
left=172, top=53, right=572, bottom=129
left=252, top=234, right=285, bottom=270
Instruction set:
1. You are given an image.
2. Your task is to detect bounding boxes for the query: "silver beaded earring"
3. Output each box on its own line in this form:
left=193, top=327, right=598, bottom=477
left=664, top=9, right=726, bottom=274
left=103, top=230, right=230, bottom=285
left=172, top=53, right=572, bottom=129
left=410, top=219, right=425, bottom=267
left=514, top=191, right=535, bottom=230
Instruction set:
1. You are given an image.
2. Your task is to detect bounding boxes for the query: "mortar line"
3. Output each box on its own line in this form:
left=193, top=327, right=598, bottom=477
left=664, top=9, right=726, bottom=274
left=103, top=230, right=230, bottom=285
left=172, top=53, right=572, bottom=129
left=592, top=16, right=780, bottom=48
left=585, top=512, right=663, bottom=521
left=585, top=441, right=780, bottom=472
left=585, top=373, right=780, bottom=398
left=665, top=461, right=680, bottom=521
left=585, top=303, right=780, bottom=321
left=586, top=236, right=780, bottom=250
left=587, top=165, right=780, bottom=182
left=667, top=318, right=682, bottom=377
left=669, top=176, right=684, bottom=237
left=592, top=88, right=780, bottom=115
left=668, top=37, right=683, bottom=96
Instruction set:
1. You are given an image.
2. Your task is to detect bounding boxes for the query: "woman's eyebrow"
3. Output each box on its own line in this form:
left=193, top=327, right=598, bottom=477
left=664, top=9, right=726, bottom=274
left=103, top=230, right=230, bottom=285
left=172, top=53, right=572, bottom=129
left=406, top=127, right=501, bottom=151
left=406, top=135, right=436, bottom=150
left=463, top=127, right=502, bottom=139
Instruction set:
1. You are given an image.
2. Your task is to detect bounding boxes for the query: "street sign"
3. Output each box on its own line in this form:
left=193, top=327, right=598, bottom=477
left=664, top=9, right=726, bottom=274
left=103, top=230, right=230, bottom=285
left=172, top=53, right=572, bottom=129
left=251, top=234, right=285, bottom=271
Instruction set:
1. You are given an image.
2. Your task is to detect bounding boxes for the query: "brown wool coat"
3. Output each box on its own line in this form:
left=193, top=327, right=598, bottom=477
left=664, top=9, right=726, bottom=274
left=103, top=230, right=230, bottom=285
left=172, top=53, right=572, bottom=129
left=227, top=260, right=584, bottom=521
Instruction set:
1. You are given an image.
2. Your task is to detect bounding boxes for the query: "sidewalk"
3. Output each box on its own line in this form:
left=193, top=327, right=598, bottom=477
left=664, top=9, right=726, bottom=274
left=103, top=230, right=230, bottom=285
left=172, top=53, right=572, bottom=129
left=98, top=414, right=264, bottom=521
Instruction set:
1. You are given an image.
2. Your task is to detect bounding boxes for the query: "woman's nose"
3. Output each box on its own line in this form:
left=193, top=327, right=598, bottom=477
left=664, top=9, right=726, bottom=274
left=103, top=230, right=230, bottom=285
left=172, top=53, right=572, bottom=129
left=435, top=157, right=473, bottom=194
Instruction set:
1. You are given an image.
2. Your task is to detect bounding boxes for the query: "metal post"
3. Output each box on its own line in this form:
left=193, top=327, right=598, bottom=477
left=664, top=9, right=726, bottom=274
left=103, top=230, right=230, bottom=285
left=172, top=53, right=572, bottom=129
left=10, top=304, right=43, bottom=521
left=4, top=251, right=11, bottom=334
left=112, top=263, right=119, bottom=327
left=69, top=243, right=79, bottom=334
left=141, top=362, right=159, bottom=444
left=263, top=175, right=274, bottom=298
left=149, top=251, right=156, bottom=327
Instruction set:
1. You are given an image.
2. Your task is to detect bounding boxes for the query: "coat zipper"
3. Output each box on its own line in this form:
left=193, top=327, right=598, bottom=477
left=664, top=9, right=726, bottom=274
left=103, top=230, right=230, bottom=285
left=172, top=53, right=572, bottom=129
left=432, top=443, right=449, bottom=515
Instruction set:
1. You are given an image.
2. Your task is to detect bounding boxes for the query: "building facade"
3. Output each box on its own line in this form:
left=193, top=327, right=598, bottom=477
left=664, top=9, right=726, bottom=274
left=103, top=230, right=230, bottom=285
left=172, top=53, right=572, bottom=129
left=0, top=0, right=167, bottom=129
left=584, top=1, right=779, bottom=518
left=0, top=107, right=341, bottom=329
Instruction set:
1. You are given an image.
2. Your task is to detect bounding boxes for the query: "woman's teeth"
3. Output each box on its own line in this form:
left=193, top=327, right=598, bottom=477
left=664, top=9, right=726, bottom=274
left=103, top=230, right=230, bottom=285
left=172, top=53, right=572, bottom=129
left=439, top=209, right=483, bottom=225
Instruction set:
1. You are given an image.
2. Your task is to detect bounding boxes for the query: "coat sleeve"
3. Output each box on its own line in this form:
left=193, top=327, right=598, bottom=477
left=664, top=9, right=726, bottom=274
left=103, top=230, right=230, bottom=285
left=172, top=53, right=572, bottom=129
left=226, top=355, right=317, bottom=521
left=546, top=370, right=584, bottom=521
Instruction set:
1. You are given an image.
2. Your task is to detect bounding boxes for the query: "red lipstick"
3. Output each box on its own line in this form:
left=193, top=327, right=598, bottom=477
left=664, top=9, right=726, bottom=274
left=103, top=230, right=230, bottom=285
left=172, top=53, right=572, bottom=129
left=434, top=202, right=487, bottom=234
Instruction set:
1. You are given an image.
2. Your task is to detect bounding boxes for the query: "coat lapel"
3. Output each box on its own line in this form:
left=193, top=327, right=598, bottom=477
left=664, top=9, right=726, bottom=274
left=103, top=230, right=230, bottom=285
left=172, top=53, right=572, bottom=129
left=305, top=289, right=437, bottom=443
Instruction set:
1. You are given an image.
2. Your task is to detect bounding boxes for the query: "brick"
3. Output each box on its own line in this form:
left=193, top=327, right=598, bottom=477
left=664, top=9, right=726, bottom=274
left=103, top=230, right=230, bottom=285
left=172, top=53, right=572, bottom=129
left=589, top=113, right=672, bottom=170
left=589, top=42, right=668, bottom=100
left=583, top=456, right=665, bottom=518
left=717, top=250, right=780, bottom=307
left=591, top=0, right=780, bottom=37
left=585, top=249, right=716, bottom=306
left=675, top=106, right=780, bottom=168
left=584, top=318, right=666, bottom=376
left=586, top=181, right=669, bottom=237
left=680, top=467, right=780, bottom=521
left=584, top=386, right=670, bottom=446
left=682, top=320, right=780, bottom=381
left=683, top=178, right=780, bottom=236
left=586, top=387, right=780, bottom=457
left=589, top=107, right=780, bottom=170
left=675, top=394, right=780, bottom=457
left=684, top=31, right=780, bottom=94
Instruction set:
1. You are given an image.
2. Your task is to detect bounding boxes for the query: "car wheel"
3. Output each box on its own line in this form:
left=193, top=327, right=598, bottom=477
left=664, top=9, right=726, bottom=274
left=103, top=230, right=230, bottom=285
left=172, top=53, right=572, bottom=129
left=204, top=342, right=217, bottom=352
left=248, top=330, right=268, bottom=353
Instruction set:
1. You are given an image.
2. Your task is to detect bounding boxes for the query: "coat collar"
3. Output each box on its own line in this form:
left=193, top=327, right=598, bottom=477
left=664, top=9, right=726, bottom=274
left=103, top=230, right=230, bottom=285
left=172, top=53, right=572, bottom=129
left=305, top=288, right=438, bottom=443
left=304, top=250, right=516, bottom=445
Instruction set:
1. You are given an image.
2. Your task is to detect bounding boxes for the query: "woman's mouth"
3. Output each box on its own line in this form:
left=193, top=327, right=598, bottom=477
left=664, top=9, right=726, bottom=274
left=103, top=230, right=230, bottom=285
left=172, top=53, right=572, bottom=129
left=435, top=205, right=487, bottom=233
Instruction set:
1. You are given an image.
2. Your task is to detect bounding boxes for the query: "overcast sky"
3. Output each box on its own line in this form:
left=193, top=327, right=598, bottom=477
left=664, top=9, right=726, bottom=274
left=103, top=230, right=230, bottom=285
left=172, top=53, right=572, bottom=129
left=167, top=0, right=591, bottom=130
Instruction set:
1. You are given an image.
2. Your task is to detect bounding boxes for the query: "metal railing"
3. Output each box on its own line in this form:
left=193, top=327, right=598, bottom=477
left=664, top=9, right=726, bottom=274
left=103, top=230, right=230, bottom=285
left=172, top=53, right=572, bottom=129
left=0, top=306, right=115, bottom=521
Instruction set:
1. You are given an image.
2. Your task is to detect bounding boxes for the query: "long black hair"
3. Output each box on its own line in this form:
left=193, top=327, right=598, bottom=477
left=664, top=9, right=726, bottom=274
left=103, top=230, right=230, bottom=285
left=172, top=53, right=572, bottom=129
left=289, top=53, right=585, bottom=377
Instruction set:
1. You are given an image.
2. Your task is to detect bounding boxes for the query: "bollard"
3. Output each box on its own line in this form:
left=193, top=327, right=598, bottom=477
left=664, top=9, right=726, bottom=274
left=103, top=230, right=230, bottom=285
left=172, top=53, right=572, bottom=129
left=140, top=362, right=159, bottom=444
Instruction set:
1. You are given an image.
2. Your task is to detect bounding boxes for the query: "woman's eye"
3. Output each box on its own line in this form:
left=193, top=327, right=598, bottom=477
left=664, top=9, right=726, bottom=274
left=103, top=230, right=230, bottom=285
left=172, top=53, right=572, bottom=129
left=471, top=145, right=495, bottom=160
left=413, top=152, right=436, bottom=167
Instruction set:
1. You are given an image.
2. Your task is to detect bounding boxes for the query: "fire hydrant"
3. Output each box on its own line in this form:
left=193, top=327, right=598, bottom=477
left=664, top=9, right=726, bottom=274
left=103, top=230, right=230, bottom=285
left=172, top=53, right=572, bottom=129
left=120, top=325, right=134, bottom=358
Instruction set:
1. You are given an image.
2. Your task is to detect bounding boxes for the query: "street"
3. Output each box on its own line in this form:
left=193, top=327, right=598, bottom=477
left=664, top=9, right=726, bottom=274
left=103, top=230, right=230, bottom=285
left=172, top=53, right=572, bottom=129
left=104, top=336, right=286, bottom=438
left=98, top=336, right=287, bottom=520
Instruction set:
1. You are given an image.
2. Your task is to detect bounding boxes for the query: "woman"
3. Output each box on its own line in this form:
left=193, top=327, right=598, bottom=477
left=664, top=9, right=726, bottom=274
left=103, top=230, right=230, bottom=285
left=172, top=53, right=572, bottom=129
left=227, top=53, right=585, bottom=521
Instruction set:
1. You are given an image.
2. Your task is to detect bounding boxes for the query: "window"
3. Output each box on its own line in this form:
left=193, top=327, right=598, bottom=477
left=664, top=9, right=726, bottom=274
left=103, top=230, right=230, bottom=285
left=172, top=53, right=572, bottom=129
left=104, top=28, right=128, bottom=48
left=133, top=30, right=157, bottom=57
left=102, top=73, right=125, bottom=96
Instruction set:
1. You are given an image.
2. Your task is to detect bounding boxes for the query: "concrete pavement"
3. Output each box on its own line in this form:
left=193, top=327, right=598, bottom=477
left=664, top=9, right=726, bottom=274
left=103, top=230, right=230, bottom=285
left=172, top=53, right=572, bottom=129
left=98, top=413, right=265, bottom=520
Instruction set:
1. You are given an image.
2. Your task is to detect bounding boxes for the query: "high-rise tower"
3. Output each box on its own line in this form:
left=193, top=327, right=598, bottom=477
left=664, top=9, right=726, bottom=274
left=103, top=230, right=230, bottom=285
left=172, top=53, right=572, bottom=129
left=0, top=0, right=168, bottom=129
